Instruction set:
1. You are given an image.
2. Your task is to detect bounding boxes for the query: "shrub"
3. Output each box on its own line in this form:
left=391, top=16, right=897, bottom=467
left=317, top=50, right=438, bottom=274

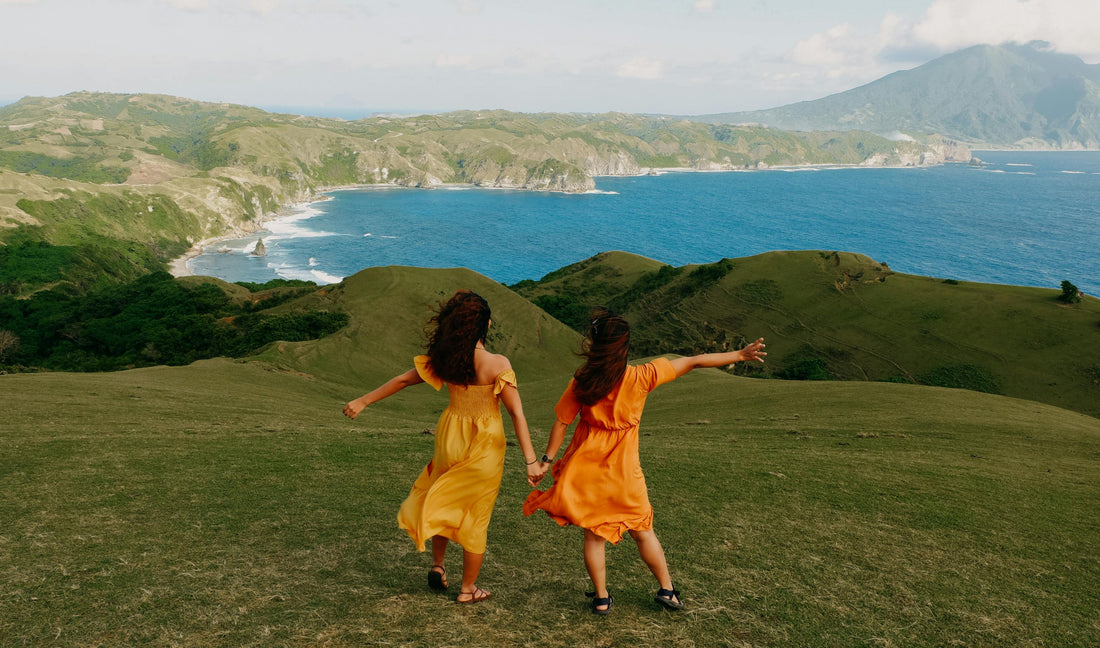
left=776, top=345, right=835, bottom=381
left=919, top=364, right=1002, bottom=394
left=532, top=294, right=590, bottom=331
left=235, top=278, right=317, bottom=292
left=1058, top=280, right=1082, bottom=304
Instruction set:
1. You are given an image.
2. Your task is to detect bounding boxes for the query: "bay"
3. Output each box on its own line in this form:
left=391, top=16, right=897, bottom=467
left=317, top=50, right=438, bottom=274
left=188, top=151, right=1100, bottom=295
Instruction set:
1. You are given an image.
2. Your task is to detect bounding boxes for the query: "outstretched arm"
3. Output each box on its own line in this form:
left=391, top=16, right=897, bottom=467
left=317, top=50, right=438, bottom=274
left=342, top=369, right=425, bottom=419
left=668, top=337, right=766, bottom=378
left=498, top=385, right=543, bottom=487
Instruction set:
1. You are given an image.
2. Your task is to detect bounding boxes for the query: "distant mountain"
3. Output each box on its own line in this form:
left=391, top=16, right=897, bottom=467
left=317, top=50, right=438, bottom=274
left=697, top=43, right=1100, bottom=149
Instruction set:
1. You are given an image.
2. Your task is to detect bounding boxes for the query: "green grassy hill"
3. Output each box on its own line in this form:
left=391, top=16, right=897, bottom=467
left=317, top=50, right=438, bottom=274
left=512, top=250, right=1100, bottom=418
left=2, top=264, right=1097, bottom=646
left=248, top=264, right=582, bottom=391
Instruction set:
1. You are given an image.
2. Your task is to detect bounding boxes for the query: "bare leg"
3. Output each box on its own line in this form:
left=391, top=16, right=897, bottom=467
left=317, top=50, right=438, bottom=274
left=583, top=529, right=610, bottom=611
left=456, top=549, right=490, bottom=602
left=430, top=535, right=448, bottom=587
left=629, top=529, right=676, bottom=596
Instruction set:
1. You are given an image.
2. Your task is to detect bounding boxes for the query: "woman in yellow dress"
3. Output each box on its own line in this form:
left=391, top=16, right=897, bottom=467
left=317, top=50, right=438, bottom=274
left=524, top=308, right=766, bottom=614
left=343, top=290, right=542, bottom=604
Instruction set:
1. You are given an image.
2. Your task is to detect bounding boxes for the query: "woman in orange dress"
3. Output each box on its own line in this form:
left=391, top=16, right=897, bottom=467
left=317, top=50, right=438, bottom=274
left=523, top=307, right=766, bottom=614
left=344, top=290, right=542, bottom=604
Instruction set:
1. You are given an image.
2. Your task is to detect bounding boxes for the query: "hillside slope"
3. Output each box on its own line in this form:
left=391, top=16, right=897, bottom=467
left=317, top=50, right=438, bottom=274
left=249, top=264, right=583, bottom=392
left=512, top=250, right=1100, bottom=418
left=698, top=43, right=1100, bottom=148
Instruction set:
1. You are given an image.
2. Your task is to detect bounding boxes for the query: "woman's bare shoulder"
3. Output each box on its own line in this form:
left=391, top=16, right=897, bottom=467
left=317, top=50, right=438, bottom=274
left=482, top=351, right=513, bottom=372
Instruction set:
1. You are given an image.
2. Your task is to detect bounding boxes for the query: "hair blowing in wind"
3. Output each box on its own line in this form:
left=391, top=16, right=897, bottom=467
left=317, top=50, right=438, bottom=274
left=572, top=307, right=631, bottom=406
left=426, top=290, right=492, bottom=386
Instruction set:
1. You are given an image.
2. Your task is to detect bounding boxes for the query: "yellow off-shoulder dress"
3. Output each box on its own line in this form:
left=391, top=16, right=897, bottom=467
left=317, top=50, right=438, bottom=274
left=396, top=355, right=515, bottom=555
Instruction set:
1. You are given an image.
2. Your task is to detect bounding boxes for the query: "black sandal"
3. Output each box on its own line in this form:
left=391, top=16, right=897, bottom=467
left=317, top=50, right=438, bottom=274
left=655, top=587, right=684, bottom=610
left=585, top=590, right=614, bottom=615
left=428, top=565, right=448, bottom=591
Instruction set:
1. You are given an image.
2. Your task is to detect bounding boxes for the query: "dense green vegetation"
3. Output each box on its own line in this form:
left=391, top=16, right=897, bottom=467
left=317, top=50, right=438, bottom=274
left=0, top=228, right=165, bottom=295
left=16, top=190, right=196, bottom=259
left=0, top=150, right=130, bottom=183
left=147, top=132, right=234, bottom=171
left=0, top=272, right=347, bottom=371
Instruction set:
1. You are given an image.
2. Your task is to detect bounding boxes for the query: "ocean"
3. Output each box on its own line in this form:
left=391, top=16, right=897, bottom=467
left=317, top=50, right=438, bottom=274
left=187, top=151, right=1100, bottom=295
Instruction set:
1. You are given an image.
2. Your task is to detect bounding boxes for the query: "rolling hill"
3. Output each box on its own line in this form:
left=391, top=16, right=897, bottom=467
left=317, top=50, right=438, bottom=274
left=697, top=42, right=1100, bottom=149
left=511, top=250, right=1100, bottom=418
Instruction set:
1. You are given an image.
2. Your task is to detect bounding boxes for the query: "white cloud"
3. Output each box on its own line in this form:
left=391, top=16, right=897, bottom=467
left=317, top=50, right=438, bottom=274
left=250, top=0, right=279, bottom=15
left=784, top=0, right=1100, bottom=95
left=161, top=0, right=209, bottom=10
left=692, top=0, right=715, bottom=13
left=909, top=0, right=1100, bottom=61
left=456, top=0, right=482, bottom=15
left=436, top=53, right=473, bottom=68
left=617, top=57, right=664, bottom=80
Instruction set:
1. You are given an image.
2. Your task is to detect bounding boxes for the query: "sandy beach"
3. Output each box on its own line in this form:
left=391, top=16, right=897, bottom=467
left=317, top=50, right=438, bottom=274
left=166, top=194, right=339, bottom=278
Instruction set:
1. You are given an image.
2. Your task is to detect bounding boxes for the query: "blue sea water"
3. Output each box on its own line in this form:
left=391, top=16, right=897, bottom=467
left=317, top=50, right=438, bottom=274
left=188, top=151, right=1100, bottom=295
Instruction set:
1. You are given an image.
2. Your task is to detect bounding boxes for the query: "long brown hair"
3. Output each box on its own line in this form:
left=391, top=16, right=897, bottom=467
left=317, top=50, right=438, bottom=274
left=573, top=307, right=630, bottom=405
left=426, top=290, right=491, bottom=385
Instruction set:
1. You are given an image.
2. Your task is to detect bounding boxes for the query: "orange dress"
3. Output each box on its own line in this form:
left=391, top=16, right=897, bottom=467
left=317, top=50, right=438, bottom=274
left=397, top=355, right=515, bottom=555
left=523, top=357, right=678, bottom=544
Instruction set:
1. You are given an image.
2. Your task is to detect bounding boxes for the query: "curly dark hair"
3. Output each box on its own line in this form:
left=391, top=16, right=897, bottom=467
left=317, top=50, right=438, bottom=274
left=572, top=307, right=630, bottom=406
left=426, top=290, right=491, bottom=385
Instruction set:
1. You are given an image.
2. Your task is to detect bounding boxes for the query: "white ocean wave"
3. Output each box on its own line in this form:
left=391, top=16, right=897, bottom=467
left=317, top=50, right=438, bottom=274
left=582, top=189, right=620, bottom=195
left=210, top=242, right=255, bottom=254
left=1005, top=163, right=1034, bottom=167
left=1060, top=170, right=1086, bottom=174
left=309, top=257, right=319, bottom=267
left=263, top=203, right=341, bottom=241
left=269, top=262, right=343, bottom=285
left=310, top=269, right=344, bottom=284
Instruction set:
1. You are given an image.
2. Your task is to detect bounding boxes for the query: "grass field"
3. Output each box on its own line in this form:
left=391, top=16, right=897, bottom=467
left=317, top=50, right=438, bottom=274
left=3, top=356, right=1098, bottom=647
left=3, top=265, right=1098, bottom=647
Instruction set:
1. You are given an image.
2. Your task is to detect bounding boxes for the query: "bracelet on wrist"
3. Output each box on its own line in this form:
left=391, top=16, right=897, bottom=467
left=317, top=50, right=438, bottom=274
left=525, top=457, right=538, bottom=465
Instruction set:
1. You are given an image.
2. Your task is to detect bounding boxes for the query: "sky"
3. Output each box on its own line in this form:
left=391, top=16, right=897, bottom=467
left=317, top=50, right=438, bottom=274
left=2, top=0, right=1099, bottom=117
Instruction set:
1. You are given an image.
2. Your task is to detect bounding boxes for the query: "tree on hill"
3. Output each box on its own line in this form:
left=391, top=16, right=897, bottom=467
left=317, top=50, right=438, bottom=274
left=1058, top=280, right=1082, bottom=304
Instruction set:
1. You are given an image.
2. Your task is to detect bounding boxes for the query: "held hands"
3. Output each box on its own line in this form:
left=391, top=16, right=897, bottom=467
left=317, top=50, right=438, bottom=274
left=737, top=337, right=767, bottom=364
left=342, top=398, right=367, bottom=420
left=526, top=460, right=550, bottom=488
